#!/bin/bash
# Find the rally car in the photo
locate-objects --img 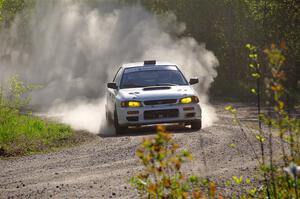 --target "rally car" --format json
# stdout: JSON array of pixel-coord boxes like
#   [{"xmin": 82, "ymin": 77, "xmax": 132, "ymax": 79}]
[{"xmin": 105, "ymin": 60, "xmax": 202, "ymax": 134}]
